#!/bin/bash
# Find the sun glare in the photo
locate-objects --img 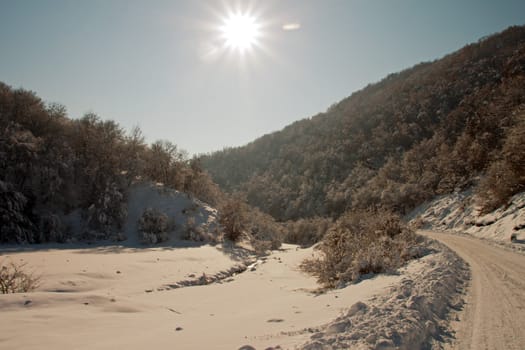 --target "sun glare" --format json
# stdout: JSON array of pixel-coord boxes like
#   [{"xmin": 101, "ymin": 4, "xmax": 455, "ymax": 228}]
[{"xmin": 221, "ymin": 13, "xmax": 260, "ymax": 52}]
